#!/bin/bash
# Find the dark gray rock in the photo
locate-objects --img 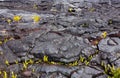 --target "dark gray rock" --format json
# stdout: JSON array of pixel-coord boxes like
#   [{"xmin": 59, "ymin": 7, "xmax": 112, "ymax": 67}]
[
  {"xmin": 111, "ymin": 0, "xmax": 120, "ymax": 4},
  {"xmin": 71, "ymin": 66, "xmax": 103, "ymax": 78},
  {"xmin": 7, "ymin": 64, "xmax": 22, "ymax": 73},
  {"xmin": 0, "ymin": 0, "xmax": 120, "ymax": 78},
  {"xmin": 31, "ymin": 33, "xmax": 88, "ymax": 63},
  {"xmin": 0, "ymin": 44, "xmax": 19, "ymax": 63},
  {"xmin": 81, "ymin": 47, "xmax": 96, "ymax": 57},
  {"xmin": 6, "ymin": 40, "xmax": 30, "ymax": 53},
  {"xmin": 98, "ymin": 37, "xmax": 120, "ymax": 53},
  {"xmin": 0, "ymin": 0, "xmax": 19, "ymax": 1},
  {"xmin": 56, "ymin": 15, "xmax": 79, "ymax": 28},
  {"xmin": 35, "ymin": 64, "xmax": 80, "ymax": 77},
  {"xmin": 39, "ymin": 72, "xmax": 67, "ymax": 78},
  {"xmin": 69, "ymin": 0, "xmax": 83, "ymax": 3},
  {"xmin": 115, "ymin": 59, "xmax": 120, "ymax": 67}
]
